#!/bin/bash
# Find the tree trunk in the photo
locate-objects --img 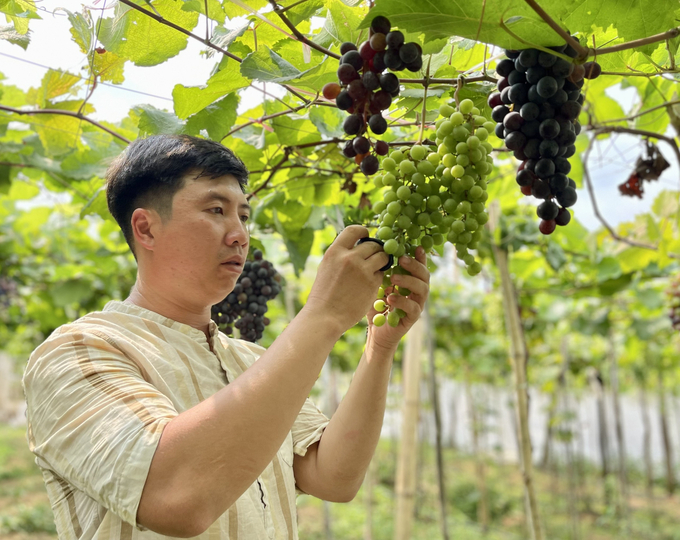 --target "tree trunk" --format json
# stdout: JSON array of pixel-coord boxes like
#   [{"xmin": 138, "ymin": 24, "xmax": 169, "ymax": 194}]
[
  {"xmin": 394, "ymin": 316, "xmax": 425, "ymax": 540},
  {"xmin": 425, "ymin": 304, "xmax": 450, "ymax": 540},
  {"xmin": 491, "ymin": 242, "xmax": 543, "ymax": 540},
  {"xmin": 465, "ymin": 376, "xmax": 489, "ymax": 533},
  {"xmin": 658, "ymin": 369, "xmax": 676, "ymax": 496},
  {"xmin": 540, "ymin": 400, "xmax": 555, "ymax": 470},
  {"xmin": 559, "ymin": 338, "xmax": 580, "ymax": 540},
  {"xmin": 608, "ymin": 330, "xmax": 629, "ymax": 522}
]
